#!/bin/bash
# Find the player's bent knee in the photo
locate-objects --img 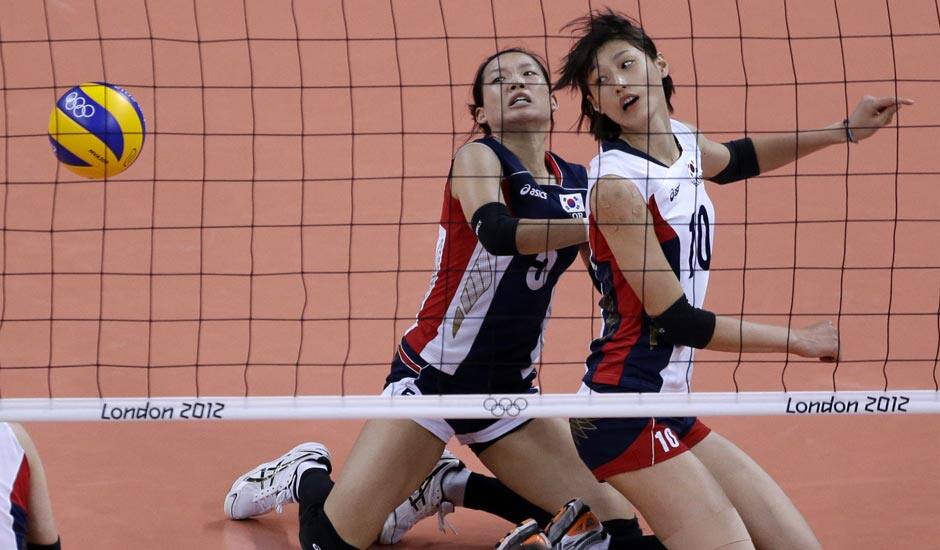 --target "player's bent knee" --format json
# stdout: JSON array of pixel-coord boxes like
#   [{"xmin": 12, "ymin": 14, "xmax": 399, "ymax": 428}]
[
  {"xmin": 579, "ymin": 481, "xmax": 637, "ymax": 523},
  {"xmin": 662, "ymin": 507, "xmax": 752, "ymax": 550}
]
